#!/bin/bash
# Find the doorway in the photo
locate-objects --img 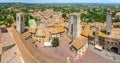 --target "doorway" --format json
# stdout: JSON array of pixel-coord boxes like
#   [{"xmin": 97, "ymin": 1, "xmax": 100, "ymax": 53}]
[{"xmin": 111, "ymin": 47, "xmax": 118, "ymax": 54}]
